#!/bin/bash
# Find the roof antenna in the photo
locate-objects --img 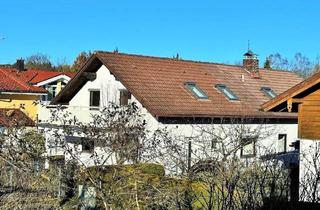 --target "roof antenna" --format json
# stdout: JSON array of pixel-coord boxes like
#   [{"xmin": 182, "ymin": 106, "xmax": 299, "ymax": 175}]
[{"xmin": 247, "ymin": 40, "xmax": 250, "ymax": 51}]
